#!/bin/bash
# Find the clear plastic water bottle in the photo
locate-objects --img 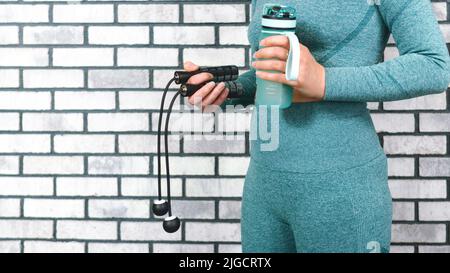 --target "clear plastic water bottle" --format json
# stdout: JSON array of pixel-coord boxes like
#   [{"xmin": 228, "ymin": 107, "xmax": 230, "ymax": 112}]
[{"xmin": 255, "ymin": 4, "xmax": 299, "ymax": 109}]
